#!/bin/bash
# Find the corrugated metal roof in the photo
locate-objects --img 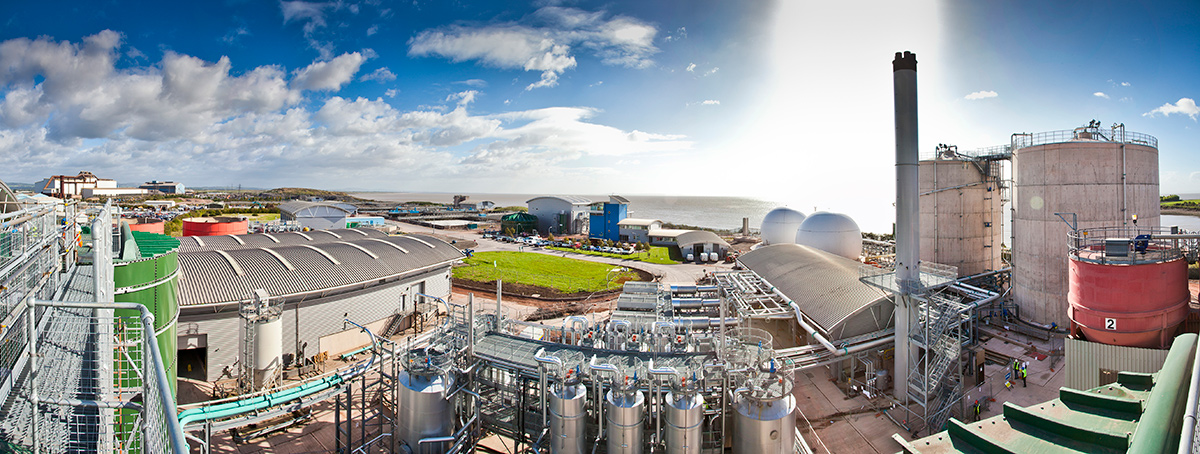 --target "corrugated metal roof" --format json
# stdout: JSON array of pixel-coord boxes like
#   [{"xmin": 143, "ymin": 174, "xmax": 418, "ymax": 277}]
[
  {"xmin": 618, "ymin": 218, "xmax": 660, "ymax": 227},
  {"xmin": 278, "ymin": 200, "xmax": 356, "ymax": 216},
  {"xmin": 176, "ymin": 228, "xmax": 387, "ymax": 252},
  {"xmin": 737, "ymin": 244, "xmax": 889, "ymax": 332},
  {"xmin": 526, "ymin": 195, "xmax": 592, "ymax": 205},
  {"xmin": 675, "ymin": 230, "xmax": 730, "ymax": 248},
  {"xmin": 176, "ymin": 234, "xmax": 463, "ymax": 306}
]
